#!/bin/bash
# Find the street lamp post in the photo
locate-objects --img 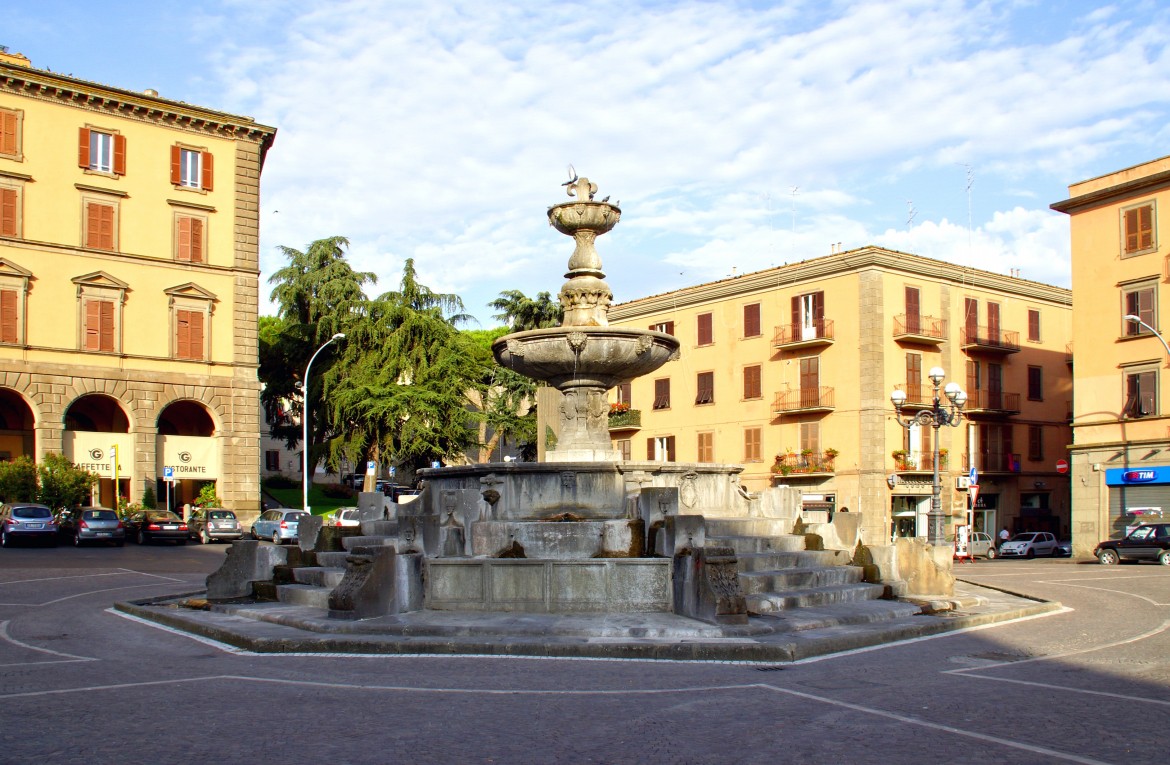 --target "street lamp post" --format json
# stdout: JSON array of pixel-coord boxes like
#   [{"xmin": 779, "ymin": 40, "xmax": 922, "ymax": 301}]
[
  {"xmin": 302, "ymin": 333, "xmax": 345, "ymax": 515},
  {"xmin": 890, "ymin": 367, "xmax": 967, "ymax": 548},
  {"xmin": 1123, "ymin": 314, "xmax": 1170, "ymax": 357}
]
